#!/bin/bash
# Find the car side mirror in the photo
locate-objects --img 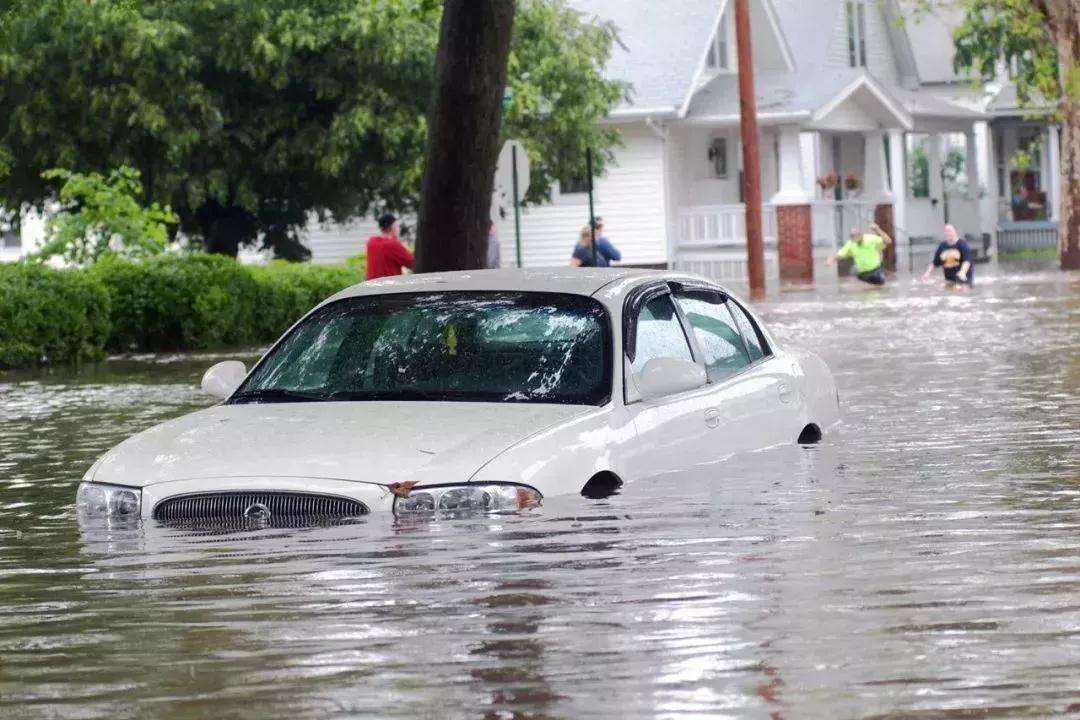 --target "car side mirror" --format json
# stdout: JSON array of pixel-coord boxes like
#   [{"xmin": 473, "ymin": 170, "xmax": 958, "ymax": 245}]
[
  {"xmin": 201, "ymin": 361, "xmax": 247, "ymax": 399},
  {"xmin": 636, "ymin": 357, "xmax": 707, "ymax": 402}
]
